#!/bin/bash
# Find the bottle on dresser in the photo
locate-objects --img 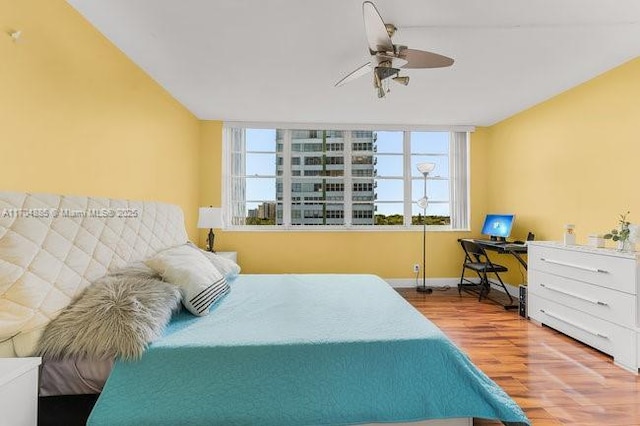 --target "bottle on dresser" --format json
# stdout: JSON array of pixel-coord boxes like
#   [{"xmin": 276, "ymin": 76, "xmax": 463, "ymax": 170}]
[{"xmin": 564, "ymin": 224, "xmax": 576, "ymax": 245}]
